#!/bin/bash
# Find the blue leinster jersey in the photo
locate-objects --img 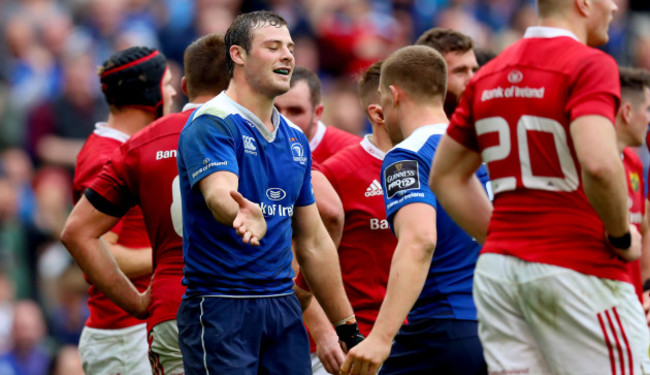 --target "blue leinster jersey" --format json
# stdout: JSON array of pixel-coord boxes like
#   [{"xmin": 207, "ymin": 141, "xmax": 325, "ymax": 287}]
[
  {"xmin": 381, "ymin": 124, "xmax": 490, "ymax": 321},
  {"xmin": 177, "ymin": 92, "xmax": 314, "ymax": 297}
]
